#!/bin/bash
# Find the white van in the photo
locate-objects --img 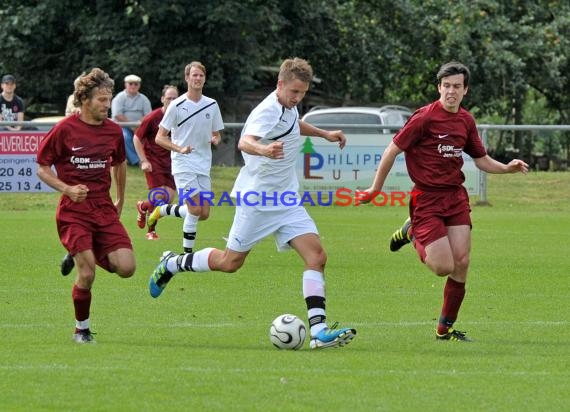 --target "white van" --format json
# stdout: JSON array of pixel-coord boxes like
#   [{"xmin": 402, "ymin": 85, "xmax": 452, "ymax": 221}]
[{"xmin": 301, "ymin": 105, "xmax": 412, "ymax": 134}]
